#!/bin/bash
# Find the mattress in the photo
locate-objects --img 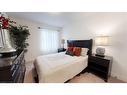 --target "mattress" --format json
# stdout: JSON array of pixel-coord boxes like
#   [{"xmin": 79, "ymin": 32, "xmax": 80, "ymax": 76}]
[{"xmin": 34, "ymin": 52, "xmax": 88, "ymax": 83}]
